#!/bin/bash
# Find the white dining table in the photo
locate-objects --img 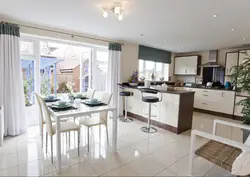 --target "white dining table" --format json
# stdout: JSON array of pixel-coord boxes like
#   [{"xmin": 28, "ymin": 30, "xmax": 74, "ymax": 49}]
[{"xmin": 48, "ymin": 101, "xmax": 117, "ymax": 172}]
